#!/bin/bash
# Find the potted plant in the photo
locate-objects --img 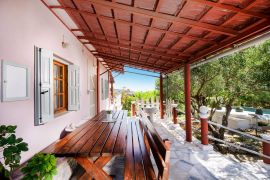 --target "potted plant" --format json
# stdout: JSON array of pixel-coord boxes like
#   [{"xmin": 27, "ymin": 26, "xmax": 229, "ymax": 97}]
[
  {"xmin": 106, "ymin": 110, "xmax": 112, "ymax": 121},
  {"xmin": 21, "ymin": 153, "xmax": 57, "ymax": 180},
  {"xmin": 0, "ymin": 125, "xmax": 28, "ymax": 179}
]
